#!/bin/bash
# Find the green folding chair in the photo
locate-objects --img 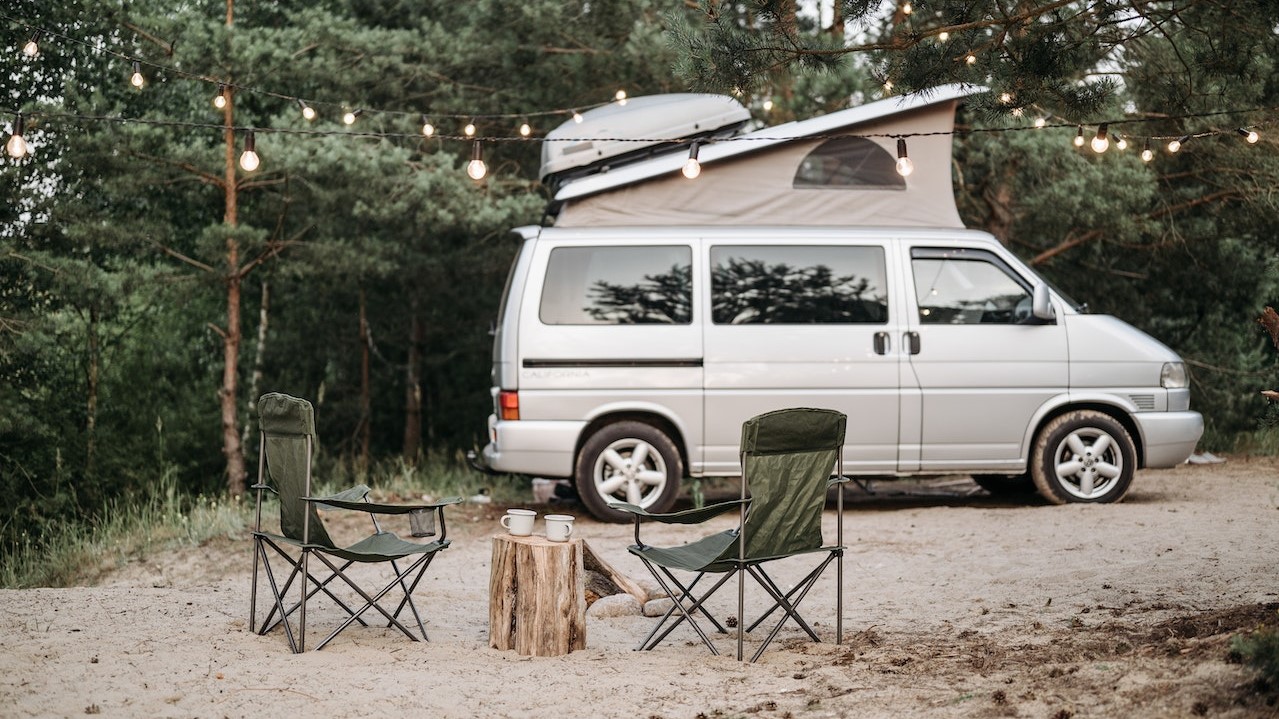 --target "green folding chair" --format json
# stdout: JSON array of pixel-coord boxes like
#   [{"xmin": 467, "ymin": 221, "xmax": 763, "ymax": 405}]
[
  {"xmin": 249, "ymin": 392, "xmax": 460, "ymax": 652},
  {"xmin": 613, "ymin": 407, "xmax": 848, "ymax": 662}
]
